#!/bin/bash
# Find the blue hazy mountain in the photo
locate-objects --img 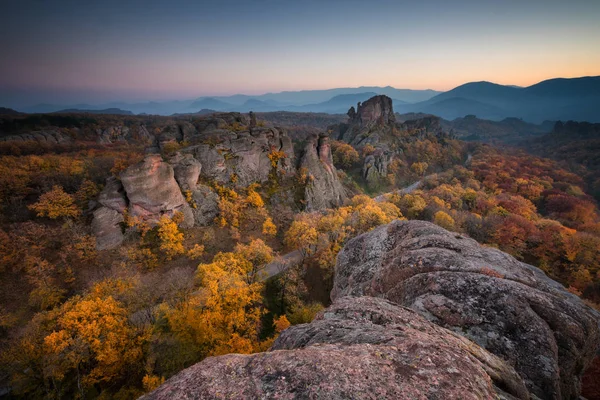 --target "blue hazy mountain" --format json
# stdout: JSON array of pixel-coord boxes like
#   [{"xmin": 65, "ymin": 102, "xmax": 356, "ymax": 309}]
[
  {"xmin": 292, "ymin": 92, "xmax": 380, "ymax": 113},
  {"xmin": 396, "ymin": 76, "xmax": 600, "ymax": 123},
  {"xmin": 12, "ymin": 77, "xmax": 599, "ymax": 122},
  {"xmin": 17, "ymin": 86, "xmax": 440, "ymax": 115},
  {"xmin": 54, "ymin": 108, "xmax": 134, "ymax": 115}
]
